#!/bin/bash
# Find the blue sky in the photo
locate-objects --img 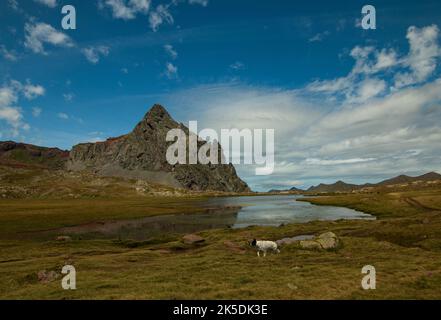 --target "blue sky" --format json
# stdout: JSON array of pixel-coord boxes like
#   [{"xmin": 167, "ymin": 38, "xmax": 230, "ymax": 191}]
[{"xmin": 1, "ymin": 0, "xmax": 441, "ymax": 191}]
